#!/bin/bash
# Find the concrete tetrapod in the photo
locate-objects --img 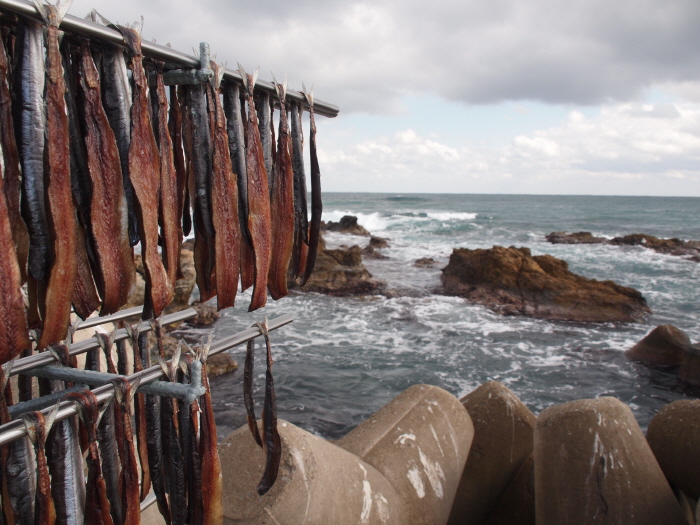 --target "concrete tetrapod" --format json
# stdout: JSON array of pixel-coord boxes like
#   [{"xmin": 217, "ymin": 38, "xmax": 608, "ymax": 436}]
[
  {"xmin": 534, "ymin": 397, "xmax": 687, "ymax": 525},
  {"xmin": 336, "ymin": 384, "xmax": 474, "ymax": 525},
  {"xmin": 647, "ymin": 399, "xmax": 700, "ymax": 500},
  {"xmin": 219, "ymin": 419, "xmax": 407, "ymax": 525},
  {"xmin": 448, "ymin": 381, "xmax": 536, "ymax": 525}
]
